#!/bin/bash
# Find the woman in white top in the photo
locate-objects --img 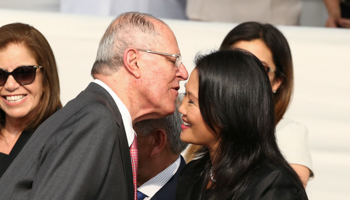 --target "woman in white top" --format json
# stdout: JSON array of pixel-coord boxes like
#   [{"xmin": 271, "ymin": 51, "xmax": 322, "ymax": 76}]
[{"xmin": 185, "ymin": 22, "xmax": 313, "ymax": 187}]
